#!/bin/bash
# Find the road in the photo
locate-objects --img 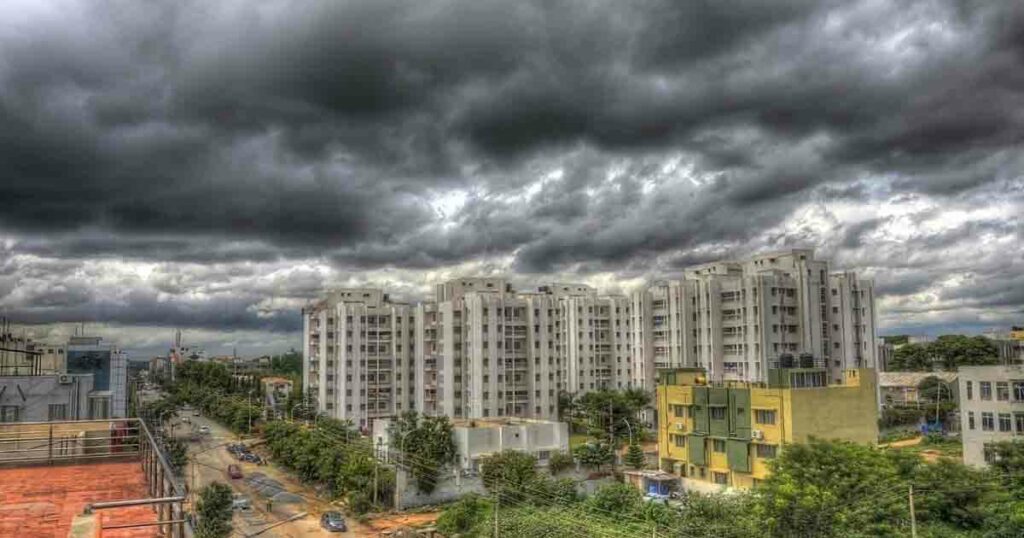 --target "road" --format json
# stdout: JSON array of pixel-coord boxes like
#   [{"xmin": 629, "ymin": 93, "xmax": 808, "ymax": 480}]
[{"xmin": 170, "ymin": 409, "xmax": 371, "ymax": 537}]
